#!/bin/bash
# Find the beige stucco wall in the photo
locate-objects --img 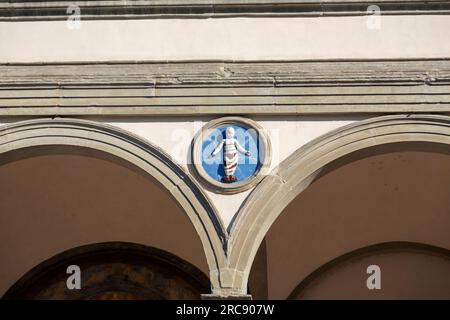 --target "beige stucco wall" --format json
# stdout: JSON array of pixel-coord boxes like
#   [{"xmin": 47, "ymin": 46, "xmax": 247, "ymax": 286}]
[
  {"xmin": 0, "ymin": 15, "xmax": 450, "ymax": 62},
  {"xmin": 292, "ymin": 249, "xmax": 450, "ymax": 300}
]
